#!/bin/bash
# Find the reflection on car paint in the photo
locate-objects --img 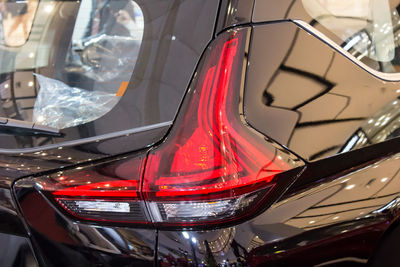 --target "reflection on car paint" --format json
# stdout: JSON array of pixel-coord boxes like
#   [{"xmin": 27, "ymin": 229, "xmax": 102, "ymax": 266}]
[
  {"xmin": 157, "ymin": 152, "xmax": 400, "ymax": 266},
  {"xmin": 245, "ymin": 22, "xmax": 400, "ymax": 161}
]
